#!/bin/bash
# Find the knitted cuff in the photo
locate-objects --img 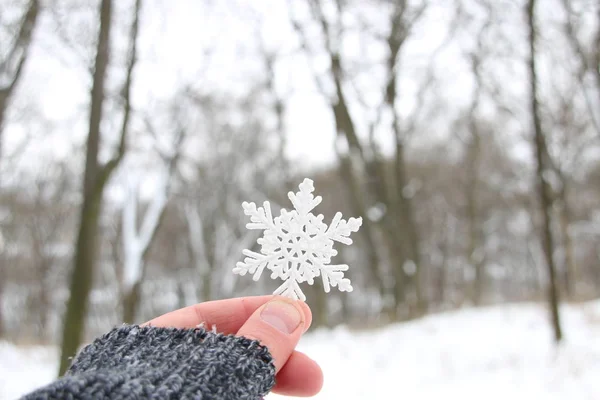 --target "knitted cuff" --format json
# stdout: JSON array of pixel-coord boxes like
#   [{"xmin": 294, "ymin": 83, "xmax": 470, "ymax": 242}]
[{"xmin": 23, "ymin": 325, "xmax": 276, "ymax": 400}]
